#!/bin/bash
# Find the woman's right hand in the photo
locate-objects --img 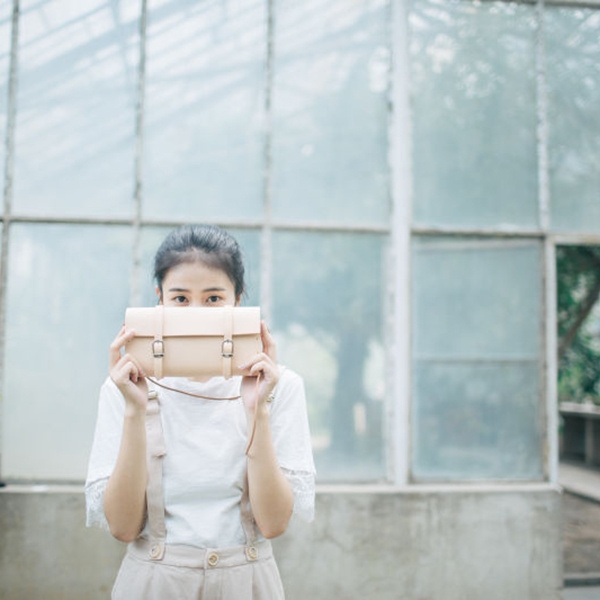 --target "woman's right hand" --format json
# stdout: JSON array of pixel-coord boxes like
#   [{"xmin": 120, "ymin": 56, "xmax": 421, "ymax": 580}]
[{"xmin": 109, "ymin": 325, "xmax": 148, "ymax": 414}]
